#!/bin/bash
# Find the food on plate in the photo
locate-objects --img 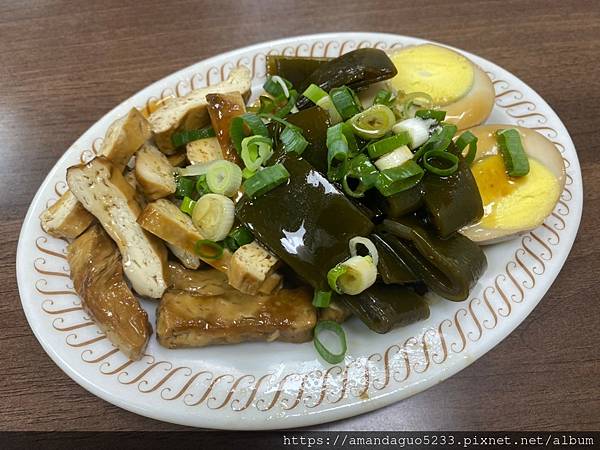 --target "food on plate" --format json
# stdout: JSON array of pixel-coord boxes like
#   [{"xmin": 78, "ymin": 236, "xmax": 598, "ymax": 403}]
[
  {"xmin": 228, "ymin": 241, "xmax": 281, "ymax": 294},
  {"xmin": 387, "ymin": 44, "xmax": 495, "ymax": 130},
  {"xmin": 67, "ymin": 225, "xmax": 152, "ymax": 360},
  {"xmin": 67, "ymin": 157, "xmax": 168, "ymax": 298},
  {"xmin": 99, "ymin": 107, "xmax": 152, "ymax": 170},
  {"xmin": 41, "ymin": 43, "xmax": 564, "ymax": 365},
  {"xmin": 148, "ymin": 67, "xmax": 251, "ymax": 153},
  {"xmin": 137, "ymin": 198, "xmax": 233, "ymax": 271},
  {"xmin": 134, "ymin": 143, "xmax": 177, "ymax": 200},
  {"xmin": 186, "ymin": 137, "xmax": 223, "ymax": 164},
  {"xmin": 460, "ymin": 125, "xmax": 565, "ymax": 243},
  {"xmin": 206, "ymin": 92, "xmax": 247, "ymax": 164},
  {"xmin": 156, "ymin": 287, "xmax": 316, "ymax": 348},
  {"xmin": 39, "ymin": 190, "xmax": 95, "ymax": 239}
]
